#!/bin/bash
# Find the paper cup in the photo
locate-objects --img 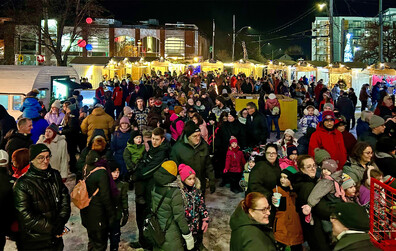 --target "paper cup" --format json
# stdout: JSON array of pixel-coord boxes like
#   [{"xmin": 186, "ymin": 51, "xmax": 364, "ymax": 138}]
[{"xmin": 273, "ymin": 192, "xmax": 282, "ymax": 207}]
